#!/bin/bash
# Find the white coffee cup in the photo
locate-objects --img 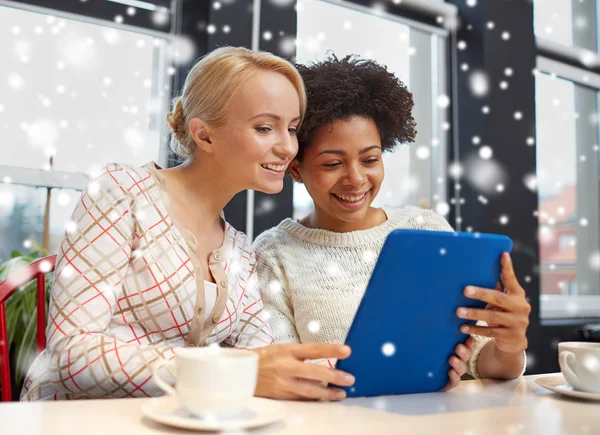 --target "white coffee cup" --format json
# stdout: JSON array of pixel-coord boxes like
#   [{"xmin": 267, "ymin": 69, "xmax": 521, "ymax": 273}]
[
  {"xmin": 152, "ymin": 347, "xmax": 259, "ymax": 418},
  {"xmin": 558, "ymin": 342, "xmax": 600, "ymax": 394}
]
